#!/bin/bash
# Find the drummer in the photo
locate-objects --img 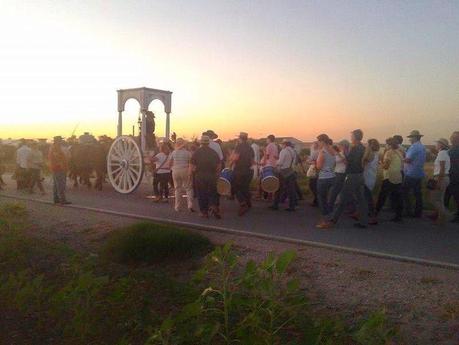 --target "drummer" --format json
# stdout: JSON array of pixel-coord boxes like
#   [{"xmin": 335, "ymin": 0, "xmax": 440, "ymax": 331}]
[{"xmin": 231, "ymin": 132, "xmax": 255, "ymax": 216}]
